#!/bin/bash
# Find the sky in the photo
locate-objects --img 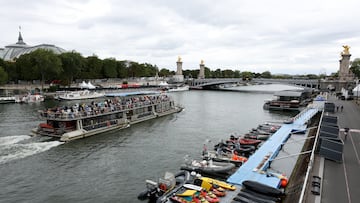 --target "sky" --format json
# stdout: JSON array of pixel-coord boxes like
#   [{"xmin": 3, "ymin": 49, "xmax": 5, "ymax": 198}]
[{"xmin": 1, "ymin": 0, "xmax": 360, "ymax": 75}]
